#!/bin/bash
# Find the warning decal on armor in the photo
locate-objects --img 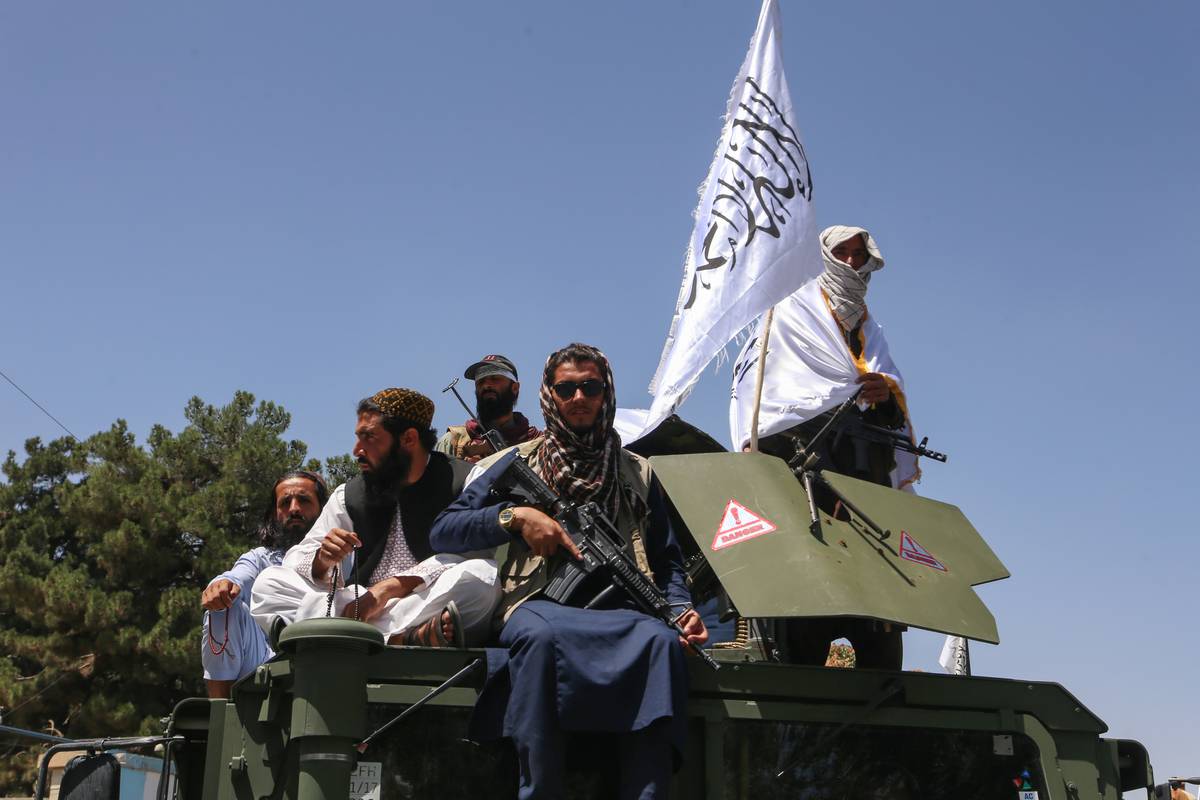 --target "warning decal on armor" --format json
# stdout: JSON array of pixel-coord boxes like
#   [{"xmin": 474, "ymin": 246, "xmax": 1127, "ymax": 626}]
[
  {"xmin": 712, "ymin": 499, "xmax": 778, "ymax": 551},
  {"xmin": 898, "ymin": 530, "xmax": 947, "ymax": 571}
]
